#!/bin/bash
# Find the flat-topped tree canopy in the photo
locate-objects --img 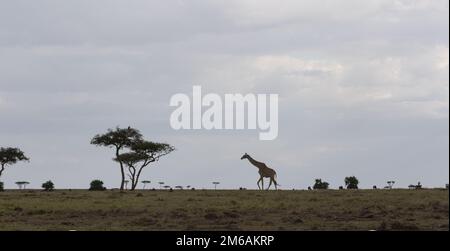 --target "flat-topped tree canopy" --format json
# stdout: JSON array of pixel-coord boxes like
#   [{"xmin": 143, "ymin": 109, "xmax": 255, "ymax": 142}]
[
  {"xmin": 130, "ymin": 140, "xmax": 175, "ymax": 160},
  {"xmin": 15, "ymin": 181, "xmax": 29, "ymax": 184},
  {"xmin": 90, "ymin": 127, "xmax": 143, "ymax": 149},
  {"xmin": 0, "ymin": 147, "xmax": 30, "ymax": 178},
  {"xmin": 115, "ymin": 142, "xmax": 175, "ymax": 165}
]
